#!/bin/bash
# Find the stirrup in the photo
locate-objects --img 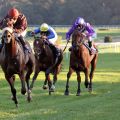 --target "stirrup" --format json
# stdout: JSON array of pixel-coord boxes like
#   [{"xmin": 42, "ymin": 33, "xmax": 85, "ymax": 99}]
[
  {"xmin": 69, "ymin": 47, "xmax": 72, "ymax": 51},
  {"xmin": 90, "ymin": 47, "xmax": 96, "ymax": 55}
]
